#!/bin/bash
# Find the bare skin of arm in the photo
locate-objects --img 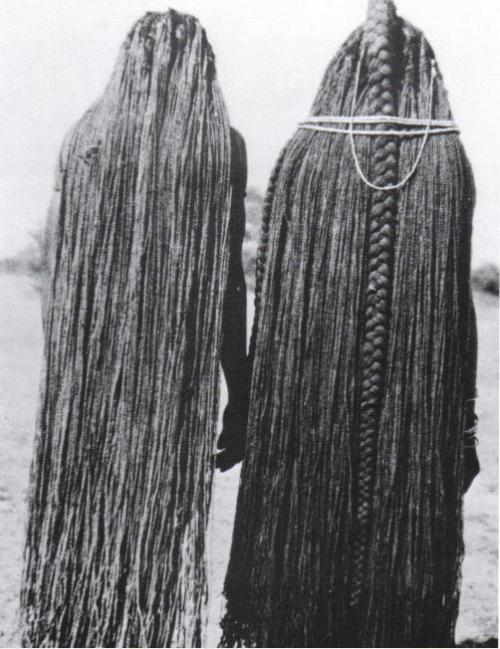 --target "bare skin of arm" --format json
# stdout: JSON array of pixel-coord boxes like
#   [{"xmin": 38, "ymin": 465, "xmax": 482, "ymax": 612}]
[{"xmin": 216, "ymin": 128, "xmax": 250, "ymax": 471}]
